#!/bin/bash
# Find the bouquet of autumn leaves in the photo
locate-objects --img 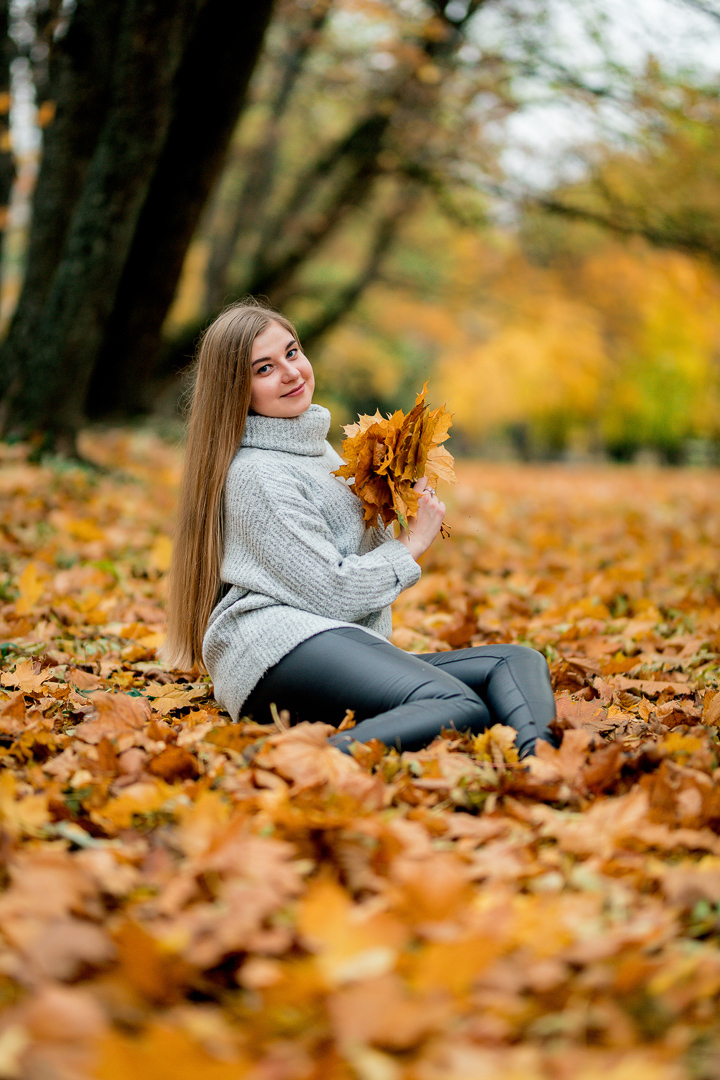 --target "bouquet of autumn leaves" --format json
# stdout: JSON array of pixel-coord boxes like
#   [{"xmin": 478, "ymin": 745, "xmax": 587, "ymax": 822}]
[{"xmin": 333, "ymin": 383, "xmax": 456, "ymax": 531}]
